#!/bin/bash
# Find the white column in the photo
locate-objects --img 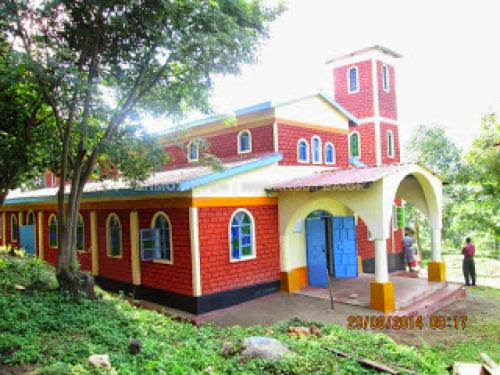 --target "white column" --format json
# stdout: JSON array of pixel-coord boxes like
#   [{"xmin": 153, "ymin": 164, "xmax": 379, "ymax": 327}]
[
  {"xmin": 374, "ymin": 239, "xmax": 389, "ymax": 283},
  {"xmin": 431, "ymin": 228, "xmax": 442, "ymax": 262},
  {"xmin": 189, "ymin": 207, "xmax": 202, "ymax": 297}
]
